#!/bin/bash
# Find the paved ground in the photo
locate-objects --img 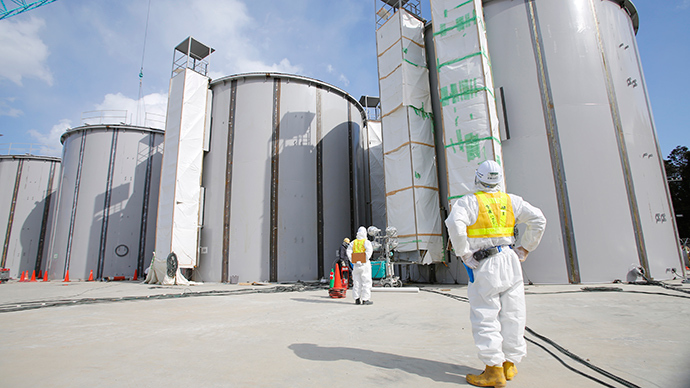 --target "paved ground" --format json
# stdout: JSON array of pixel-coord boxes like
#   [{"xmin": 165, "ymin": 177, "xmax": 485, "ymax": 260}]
[{"xmin": 1, "ymin": 279, "xmax": 689, "ymax": 387}]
